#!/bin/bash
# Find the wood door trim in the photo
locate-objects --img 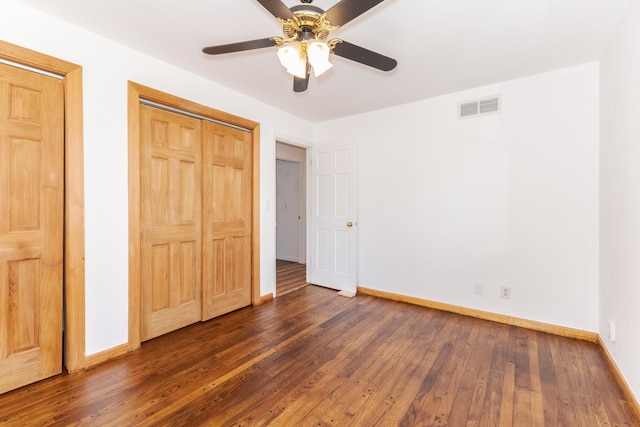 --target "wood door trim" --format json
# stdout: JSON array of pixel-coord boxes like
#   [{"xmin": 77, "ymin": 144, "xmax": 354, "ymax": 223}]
[
  {"xmin": 127, "ymin": 82, "xmax": 261, "ymax": 352},
  {"xmin": 0, "ymin": 40, "xmax": 86, "ymax": 372}
]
